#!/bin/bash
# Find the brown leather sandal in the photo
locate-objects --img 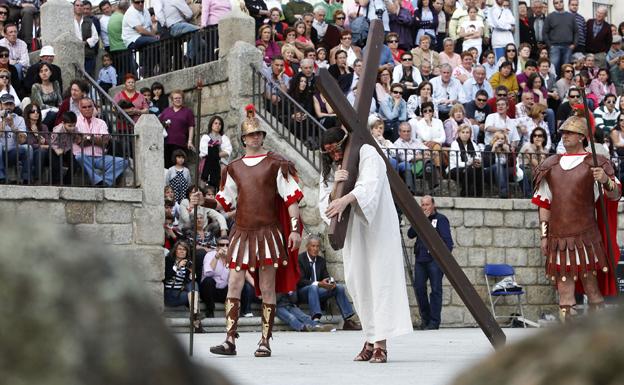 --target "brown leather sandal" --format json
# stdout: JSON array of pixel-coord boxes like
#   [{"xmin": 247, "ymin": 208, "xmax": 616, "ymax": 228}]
[
  {"xmin": 210, "ymin": 340, "xmax": 237, "ymax": 356},
  {"xmin": 353, "ymin": 342, "xmax": 374, "ymax": 361},
  {"xmin": 369, "ymin": 347, "xmax": 387, "ymax": 364},
  {"xmin": 254, "ymin": 338, "xmax": 272, "ymax": 357}
]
